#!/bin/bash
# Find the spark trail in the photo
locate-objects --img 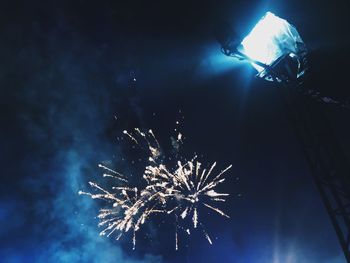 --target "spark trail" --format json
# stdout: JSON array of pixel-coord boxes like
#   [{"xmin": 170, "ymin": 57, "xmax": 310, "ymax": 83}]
[{"xmin": 79, "ymin": 122, "xmax": 232, "ymax": 250}]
